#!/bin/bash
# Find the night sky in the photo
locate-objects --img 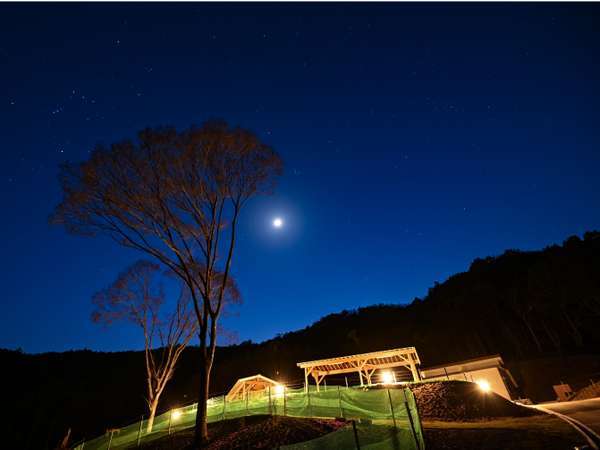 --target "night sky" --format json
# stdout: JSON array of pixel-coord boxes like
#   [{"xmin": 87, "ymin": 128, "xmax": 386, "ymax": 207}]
[{"xmin": 2, "ymin": 3, "xmax": 599, "ymax": 353}]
